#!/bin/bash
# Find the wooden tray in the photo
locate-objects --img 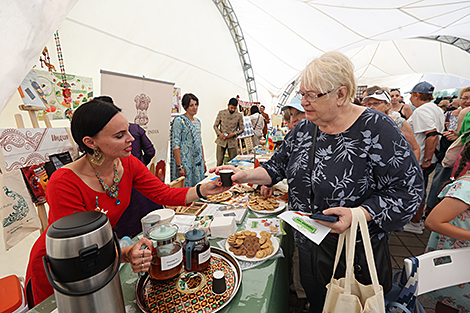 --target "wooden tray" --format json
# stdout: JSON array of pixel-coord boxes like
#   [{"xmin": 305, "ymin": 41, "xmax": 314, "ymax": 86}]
[
  {"xmin": 135, "ymin": 247, "xmax": 242, "ymax": 313},
  {"xmin": 167, "ymin": 202, "xmax": 207, "ymax": 216}
]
